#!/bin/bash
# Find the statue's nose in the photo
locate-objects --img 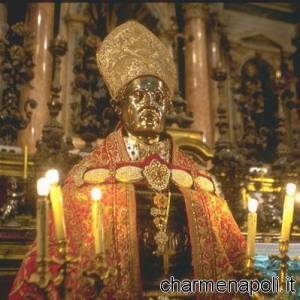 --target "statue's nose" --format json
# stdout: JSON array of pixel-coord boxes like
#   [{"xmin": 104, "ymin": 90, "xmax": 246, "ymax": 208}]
[{"xmin": 143, "ymin": 91, "xmax": 155, "ymax": 107}]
